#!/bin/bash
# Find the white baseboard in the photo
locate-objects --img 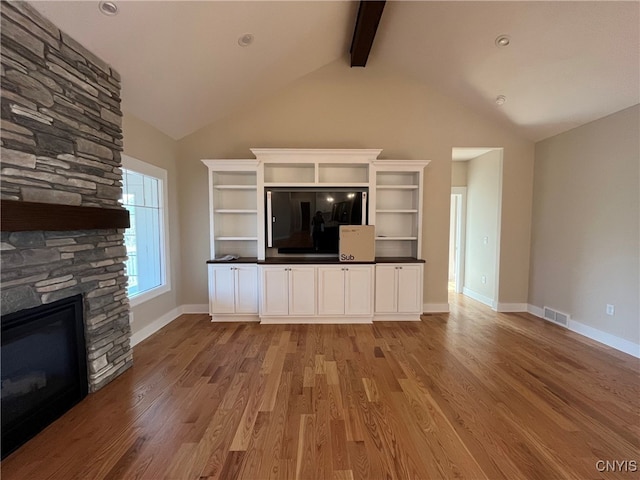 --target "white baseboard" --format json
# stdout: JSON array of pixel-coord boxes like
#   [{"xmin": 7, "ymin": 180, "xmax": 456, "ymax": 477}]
[
  {"xmin": 462, "ymin": 288, "xmax": 496, "ymax": 309},
  {"xmin": 181, "ymin": 304, "xmax": 209, "ymax": 314},
  {"xmin": 211, "ymin": 314, "xmax": 260, "ymax": 322},
  {"xmin": 130, "ymin": 306, "xmax": 182, "ymax": 347},
  {"xmin": 527, "ymin": 304, "xmax": 544, "ymax": 318},
  {"xmin": 130, "ymin": 303, "xmax": 210, "ymax": 347},
  {"xmin": 496, "ymin": 303, "xmax": 528, "ymax": 313},
  {"xmin": 260, "ymin": 316, "xmax": 373, "ymax": 324},
  {"xmin": 374, "ymin": 313, "xmax": 422, "ymax": 321},
  {"xmin": 423, "ymin": 303, "xmax": 450, "ymax": 313},
  {"xmin": 527, "ymin": 304, "xmax": 640, "ymax": 358}
]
